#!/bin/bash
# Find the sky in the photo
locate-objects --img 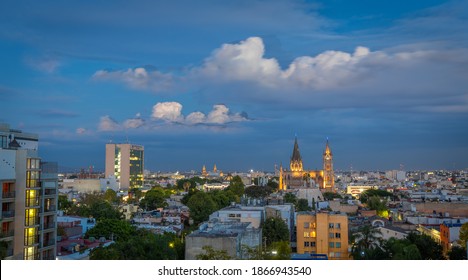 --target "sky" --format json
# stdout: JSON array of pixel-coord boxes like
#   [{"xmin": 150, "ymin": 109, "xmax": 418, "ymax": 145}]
[{"xmin": 1, "ymin": 0, "xmax": 467, "ymax": 172}]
